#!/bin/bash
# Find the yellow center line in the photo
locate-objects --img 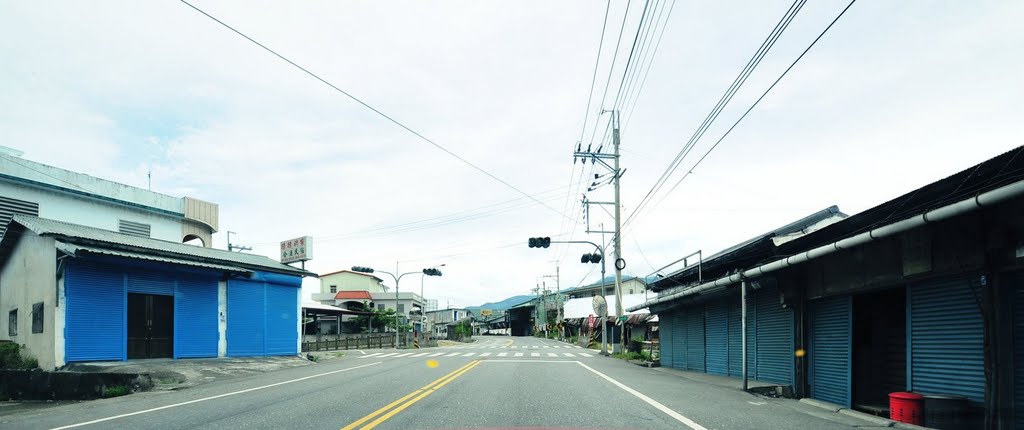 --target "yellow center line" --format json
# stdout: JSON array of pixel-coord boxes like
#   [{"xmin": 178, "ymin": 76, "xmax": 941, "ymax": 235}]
[
  {"xmin": 340, "ymin": 360, "xmax": 480, "ymax": 430},
  {"xmin": 359, "ymin": 360, "xmax": 481, "ymax": 430}
]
